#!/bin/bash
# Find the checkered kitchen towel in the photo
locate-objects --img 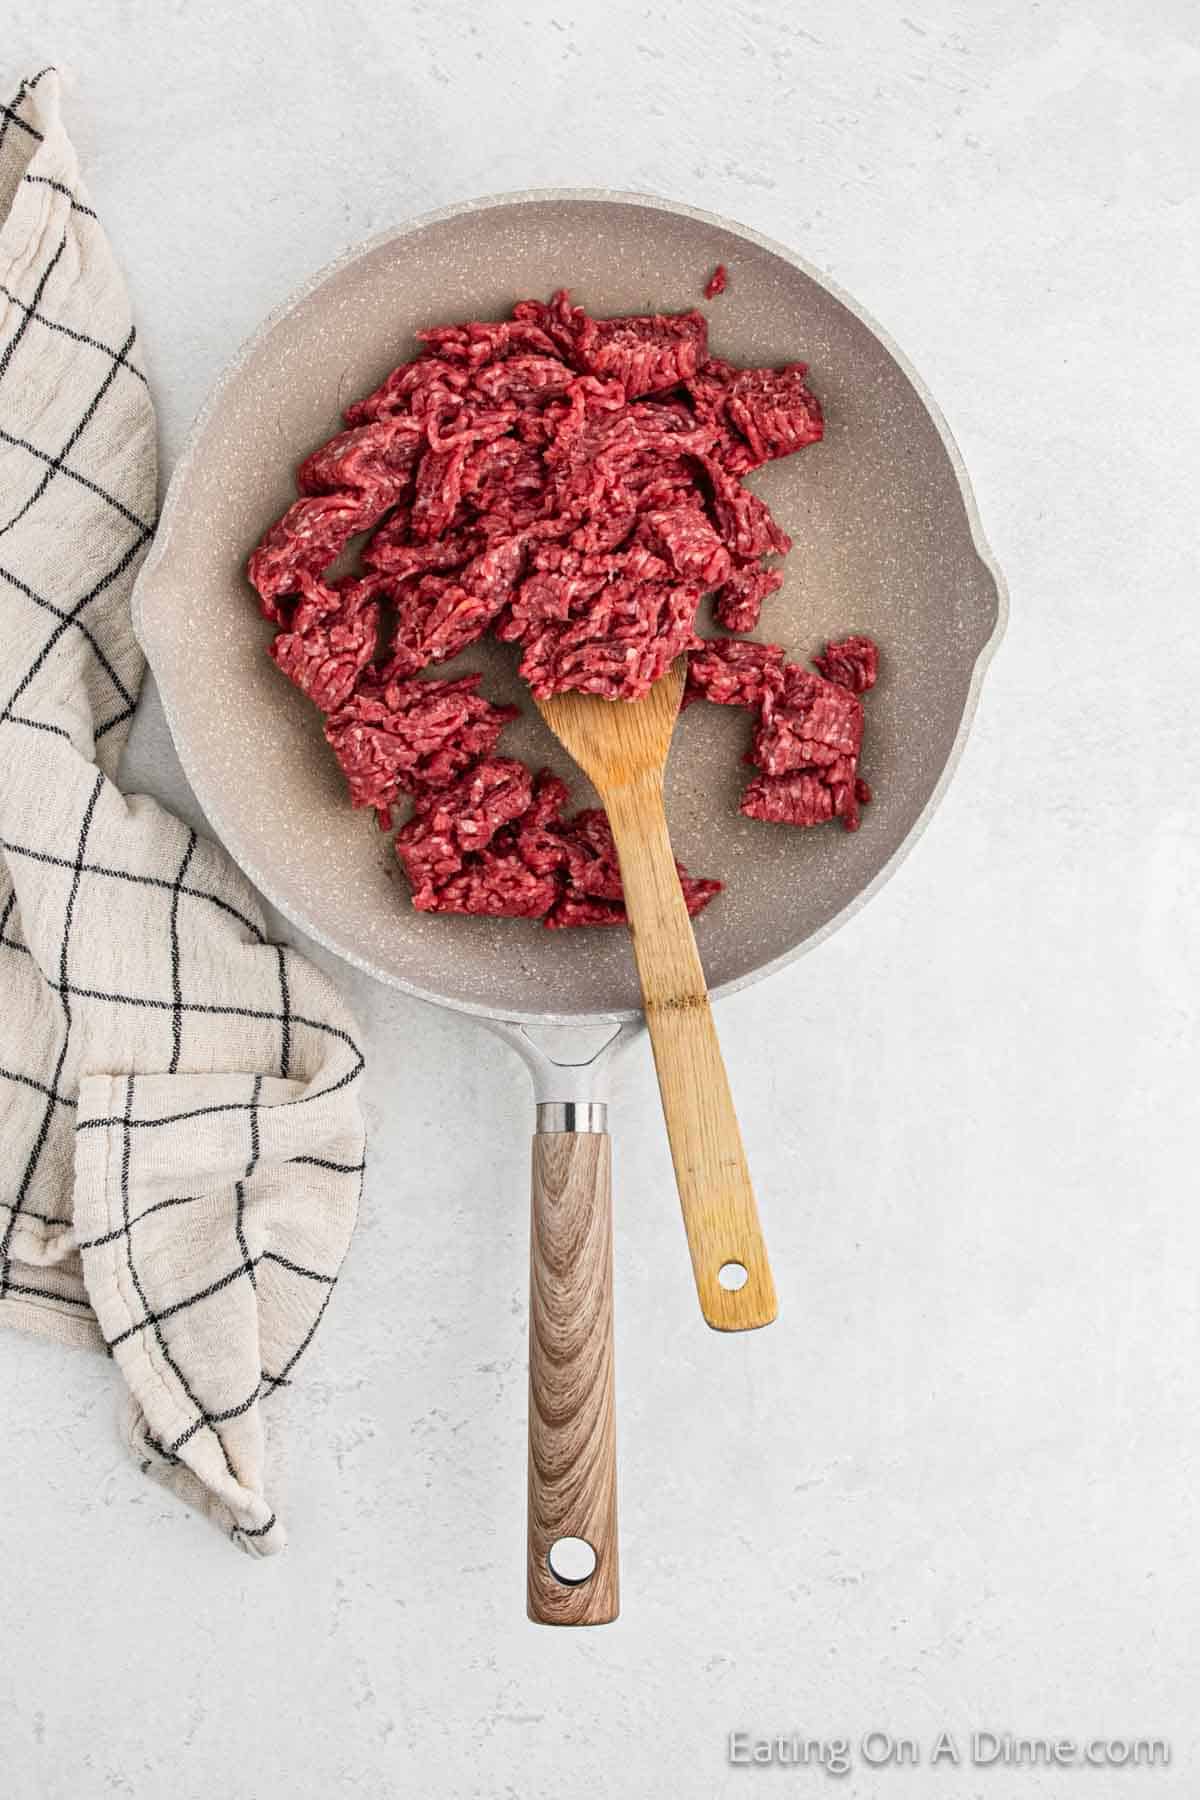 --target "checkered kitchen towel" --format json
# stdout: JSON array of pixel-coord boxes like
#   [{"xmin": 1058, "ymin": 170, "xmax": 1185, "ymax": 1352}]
[{"xmin": 0, "ymin": 69, "xmax": 366, "ymax": 1555}]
